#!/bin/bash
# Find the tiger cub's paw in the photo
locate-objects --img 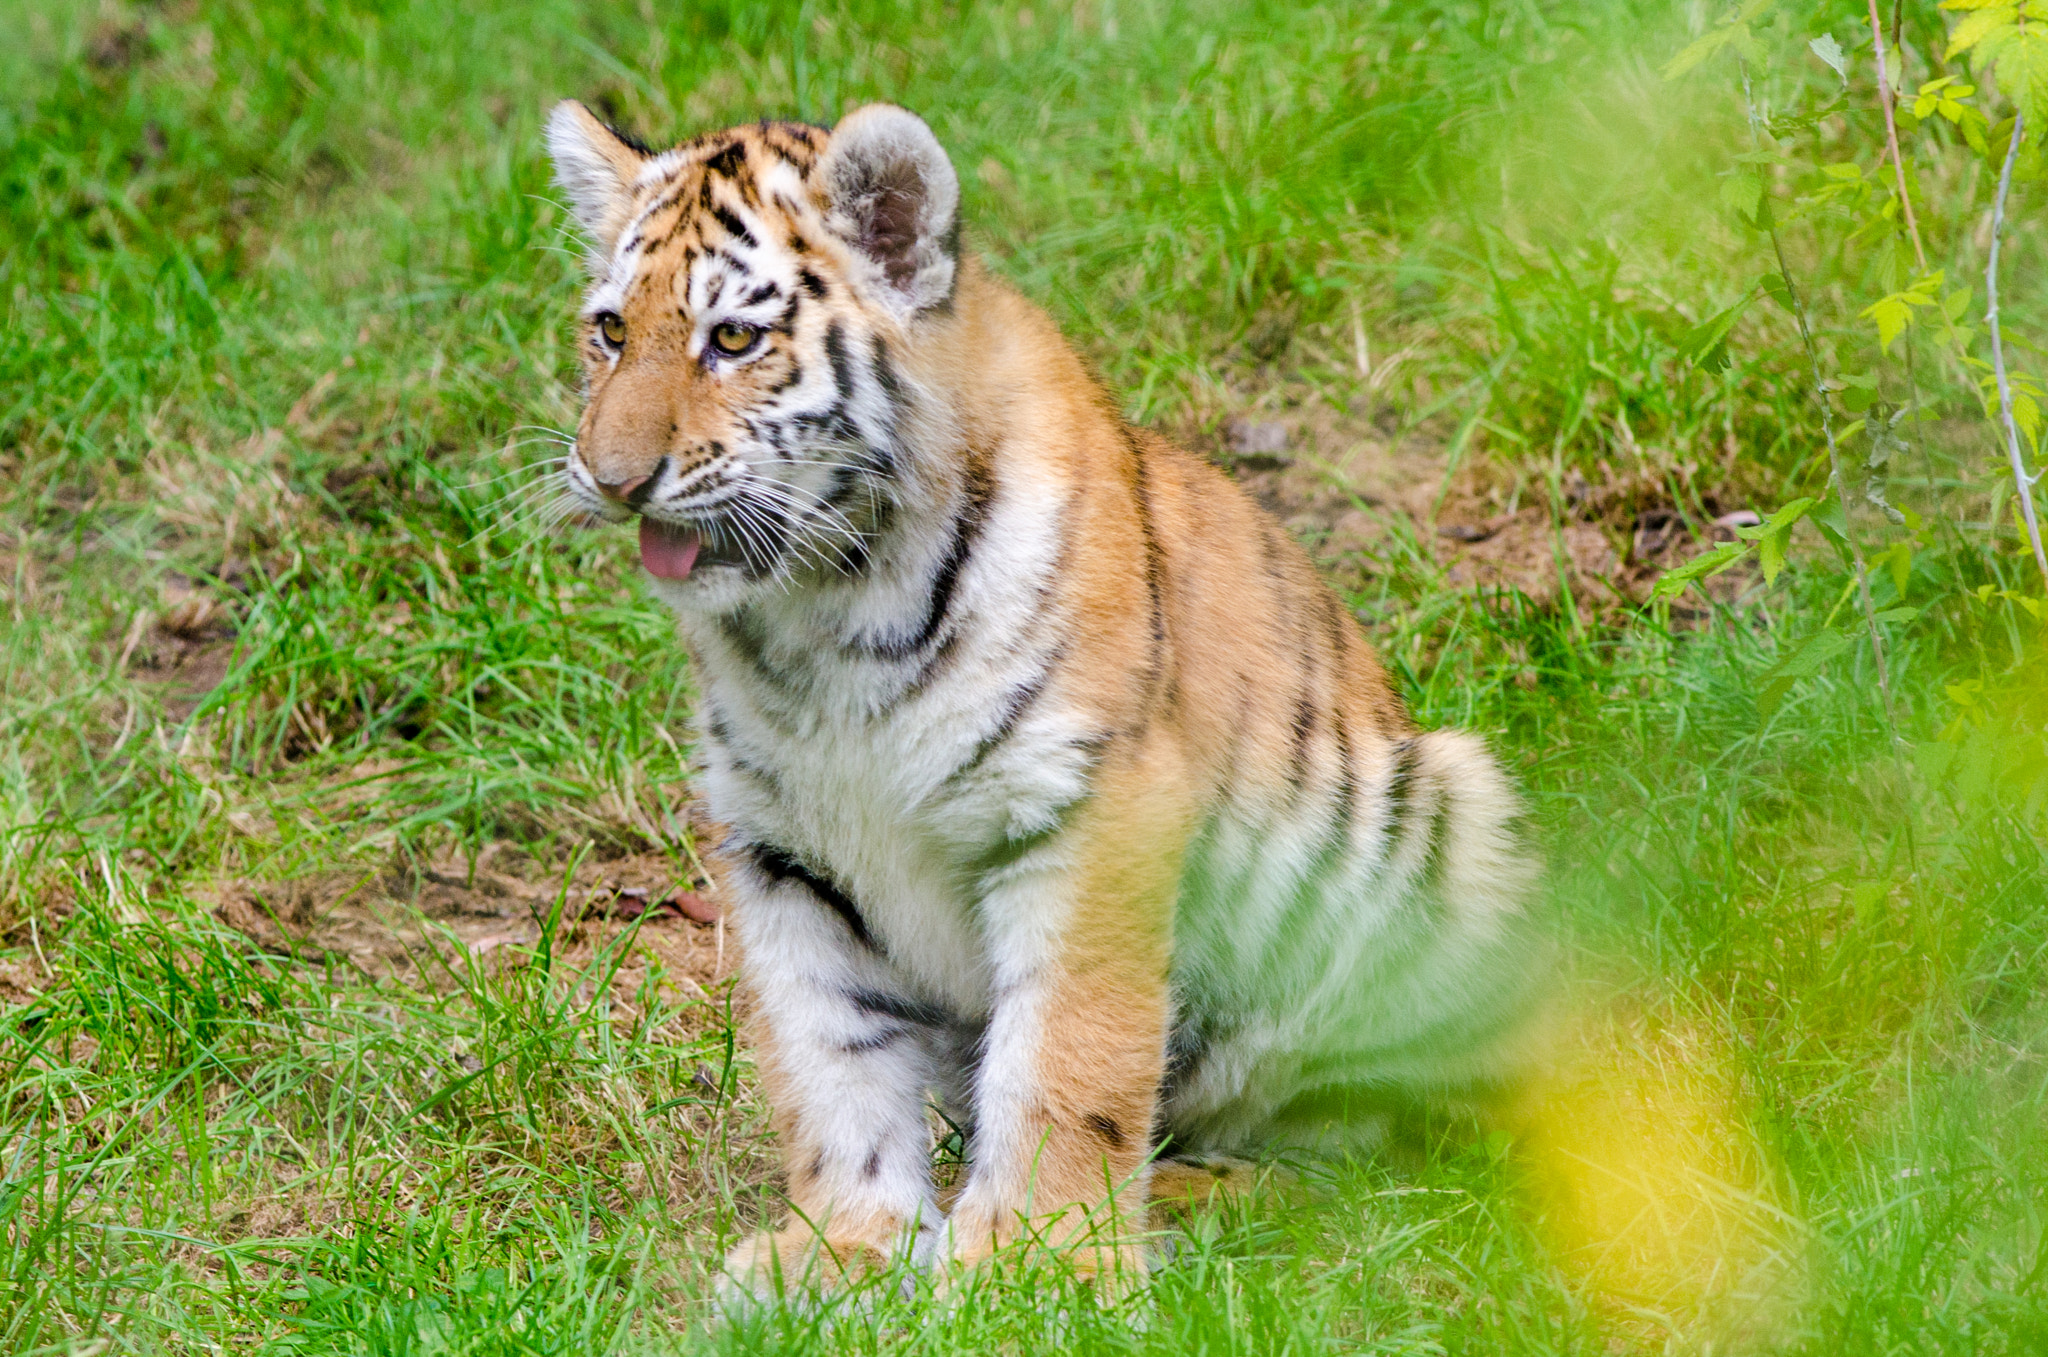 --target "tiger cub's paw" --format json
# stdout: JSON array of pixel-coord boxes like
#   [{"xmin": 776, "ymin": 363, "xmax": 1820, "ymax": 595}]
[
  {"xmin": 717, "ymin": 1220, "xmax": 930, "ymax": 1308},
  {"xmin": 939, "ymin": 1203, "xmax": 1150, "ymax": 1297}
]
